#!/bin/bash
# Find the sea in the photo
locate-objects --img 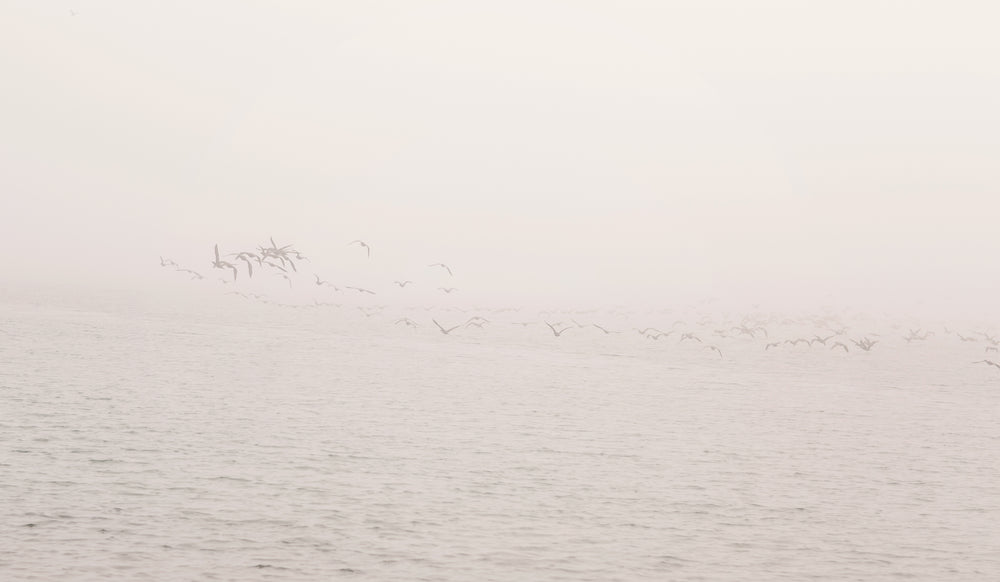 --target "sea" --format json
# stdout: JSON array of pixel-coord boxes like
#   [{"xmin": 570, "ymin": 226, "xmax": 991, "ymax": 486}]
[{"xmin": 1, "ymin": 289, "xmax": 998, "ymax": 581}]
